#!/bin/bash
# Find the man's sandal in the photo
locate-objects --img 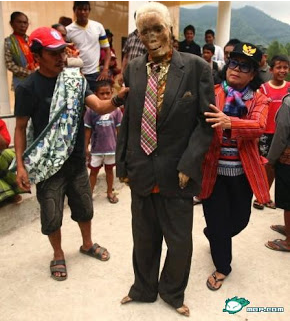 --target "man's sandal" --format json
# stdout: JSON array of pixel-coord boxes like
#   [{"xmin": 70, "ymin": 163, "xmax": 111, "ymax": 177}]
[
  {"xmin": 206, "ymin": 271, "xmax": 226, "ymax": 291},
  {"xmin": 80, "ymin": 243, "xmax": 110, "ymax": 261},
  {"xmin": 50, "ymin": 259, "xmax": 67, "ymax": 281}
]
